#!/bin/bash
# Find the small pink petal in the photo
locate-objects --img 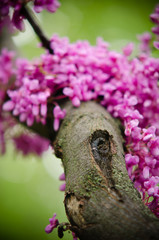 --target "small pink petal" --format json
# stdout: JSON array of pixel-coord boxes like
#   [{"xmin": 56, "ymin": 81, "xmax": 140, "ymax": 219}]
[
  {"xmin": 33, "ymin": 105, "xmax": 39, "ymax": 116},
  {"xmin": 154, "ymin": 41, "xmax": 159, "ymax": 49},
  {"xmin": 150, "ymin": 13, "xmax": 159, "ymax": 24},
  {"xmin": 53, "ymin": 105, "xmax": 60, "ymax": 117},
  {"xmin": 72, "ymin": 96, "xmax": 80, "ymax": 107},
  {"xmin": 143, "ymin": 166, "xmax": 150, "ymax": 179},
  {"xmin": 59, "ymin": 183, "xmax": 66, "ymax": 191},
  {"xmin": 19, "ymin": 113, "xmax": 27, "ymax": 122},
  {"xmin": 27, "ymin": 115, "xmax": 34, "ymax": 126},
  {"xmin": 122, "ymin": 43, "xmax": 134, "ymax": 56},
  {"xmin": 41, "ymin": 103, "xmax": 47, "ymax": 117},
  {"xmin": 63, "ymin": 87, "xmax": 74, "ymax": 97},
  {"xmin": 152, "ymin": 26, "xmax": 159, "ymax": 35},
  {"xmin": 54, "ymin": 118, "xmax": 59, "ymax": 131},
  {"xmin": 3, "ymin": 101, "xmax": 14, "ymax": 111},
  {"xmin": 59, "ymin": 173, "xmax": 65, "ymax": 181},
  {"xmin": 45, "ymin": 224, "xmax": 53, "ymax": 234}
]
